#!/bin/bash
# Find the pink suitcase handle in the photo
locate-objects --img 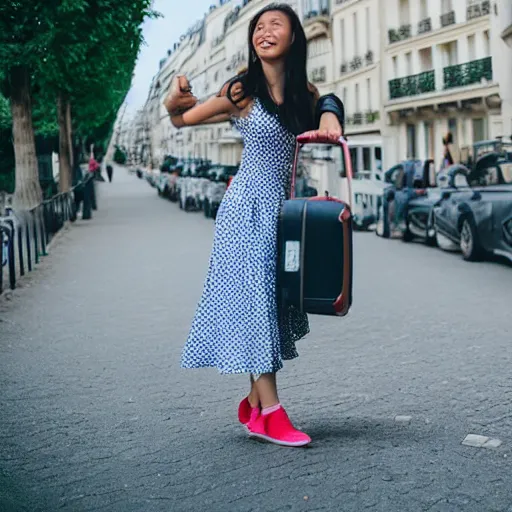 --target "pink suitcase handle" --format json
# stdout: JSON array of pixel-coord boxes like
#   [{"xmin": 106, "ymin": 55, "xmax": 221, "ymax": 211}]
[{"xmin": 291, "ymin": 133, "xmax": 353, "ymax": 206}]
